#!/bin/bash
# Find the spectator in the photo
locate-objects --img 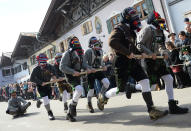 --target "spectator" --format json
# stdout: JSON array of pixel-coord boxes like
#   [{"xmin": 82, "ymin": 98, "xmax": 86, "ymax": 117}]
[
  {"xmin": 5, "ymin": 85, "xmax": 10, "ymax": 99},
  {"xmin": 27, "ymin": 82, "xmax": 34, "ymax": 100},
  {"xmin": 166, "ymin": 41, "xmax": 184, "ymax": 89},
  {"xmin": 103, "ymin": 54, "xmax": 116, "ymax": 88},
  {"xmin": 184, "ymin": 18, "xmax": 191, "ymax": 39},
  {"xmin": 179, "ymin": 46, "xmax": 191, "ymax": 80},
  {"xmin": 15, "ymin": 83, "xmax": 21, "ymax": 96},
  {"xmin": 184, "ymin": 18, "xmax": 191, "ymax": 25},
  {"xmin": 179, "ymin": 31, "xmax": 191, "ymax": 46},
  {"xmin": 23, "ymin": 81, "xmax": 28, "ymax": 99},
  {"xmin": 109, "ymin": 52, "xmax": 115, "ymax": 63},
  {"xmin": 32, "ymin": 82, "xmax": 37, "ymax": 101},
  {"xmin": 6, "ymin": 89, "xmax": 31, "ymax": 117},
  {"xmin": 185, "ymin": 25, "xmax": 191, "ymax": 40},
  {"xmin": 0, "ymin": 87, "xmax": 3, "ymax": 101},
  {"xmin": 168, "ymin": 33, "xmax": 181, "ymax": 47}
]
